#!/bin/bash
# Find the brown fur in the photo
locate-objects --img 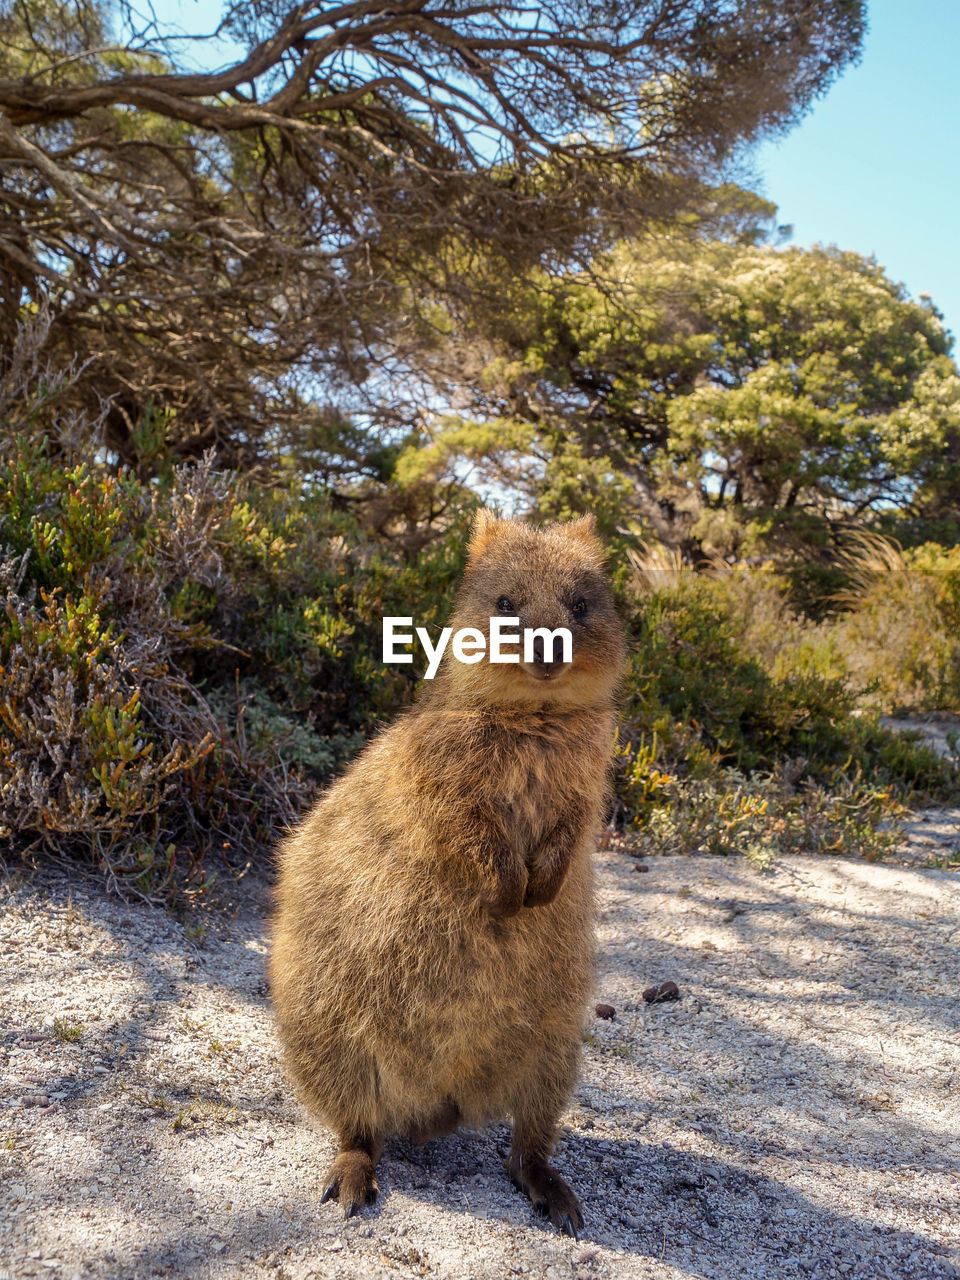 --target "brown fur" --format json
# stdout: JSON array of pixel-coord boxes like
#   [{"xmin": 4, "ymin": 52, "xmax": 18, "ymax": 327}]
[{"xmin": 268, "ymin": 512, "xmax": 626, "ymax": 1235}]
